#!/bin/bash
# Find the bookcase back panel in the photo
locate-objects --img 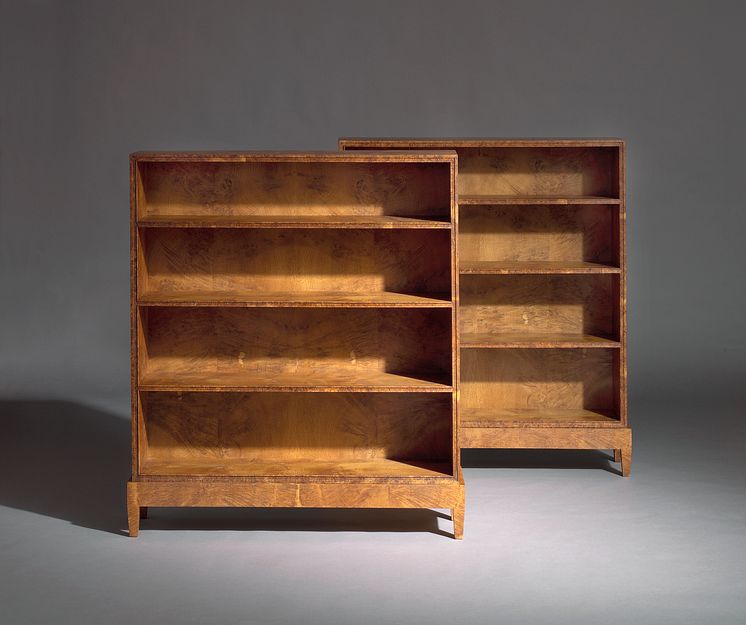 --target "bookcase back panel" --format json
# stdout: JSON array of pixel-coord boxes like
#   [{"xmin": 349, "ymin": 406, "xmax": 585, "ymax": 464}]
[
  {"xmin": 461, "ymin": 349, "xmax": 615, "ymax": 411},
  {"xmin": 460, "ymin": 275, "xmax": 615, "ymax": 337},
  {"xmin": 140, "ymin": 307, "xmax": 452, "ymax": 378},
  {"xmin": 138, "ymin": 162, "xmax": 450, "ymax": 218},
  {"xmin": 460, "ymin": 205, "xmax": 615, "ymax": 264},
  {"xmin": 457, "ymin": 147, "xmax": 618, "ymax": 197},
  {"xmin": 140, "ymin": 228, "xmax": 450, "ymax": 295},
  {"xmin": 139, "ymin": 392, "xmax": 452, "ymax": 464}
]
